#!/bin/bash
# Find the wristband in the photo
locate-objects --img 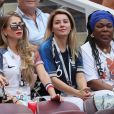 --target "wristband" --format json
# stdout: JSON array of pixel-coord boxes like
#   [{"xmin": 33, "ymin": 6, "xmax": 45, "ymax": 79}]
[
  {"xmin": 46, "ymin": 85, "xmax": 54, "ymax": 91},
  {"xmin": 44, "ymin": 83, "xmax": 52, "ymax": 88},
  {"xmin": 45, "ymin": 83, "xmax": 54, "ymax": 91}
]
